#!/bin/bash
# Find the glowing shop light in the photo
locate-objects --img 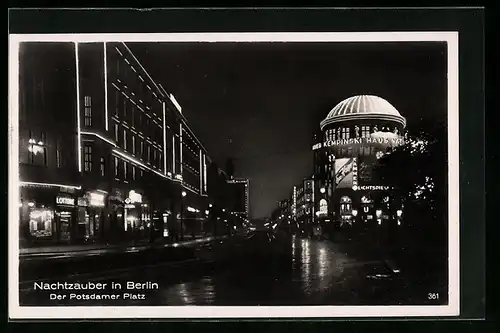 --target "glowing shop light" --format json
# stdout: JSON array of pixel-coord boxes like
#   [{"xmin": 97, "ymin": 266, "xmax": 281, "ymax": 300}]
[
  {"xmin": 352, "ymin": 209, "xmax": 358, "ymax": 217},
  {"xmin": 222, "ymin": 208, "xmax": 226, "ymax": 212},
  {"xmin": 181, "ymin": 191, "xmax": 187, "ymax": 197},
  {"xmin": 320, "ymin": 187, "xmax": 326, "ymax": 194},
  {"xmin": 205, "ymin": 210, "xmax": 209, "ymax": 215},
  {"xmin": 396, "ymin": 210, "xmax": 403, "ymax": 217},
  {"xmin": 126, "ymin": 190, "xmax": 142, "ymax": 204},
  {"xmin": 89, "ymin": 192, "xmax": 105, "ymax": 207},
  {"xmin": 28, "ymin": 145, "xmax": 44, "ymax": 155},
  {"xmin": 376, "ymin": 210, "xmax": 382, "ymax": 218},
  {"xmin": 28, "ymin": 202, "xmax": 35, "ymax": 207}
]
